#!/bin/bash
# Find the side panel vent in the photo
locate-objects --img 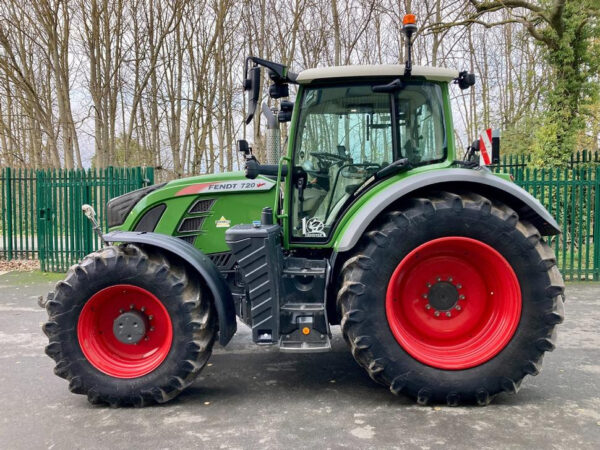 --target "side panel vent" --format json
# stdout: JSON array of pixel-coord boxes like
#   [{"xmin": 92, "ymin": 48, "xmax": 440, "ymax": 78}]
[
  {"xmin": 134, "ymin": 204, "xmax": 166, "ymax": 232},
  {"xmin": 189, "ymin": 198, "xmax": 215, "ymax": 214},
  {"xmin": 208, "ymin": 252, "xmax": 235, "ymax": 271},
  {"xmin": 178, "ymin": 216, "xmax": 206, "ymax": 233},
  {"xmin": 178, "ymin": 235, "xmax": 197, "ymax": 245}
]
